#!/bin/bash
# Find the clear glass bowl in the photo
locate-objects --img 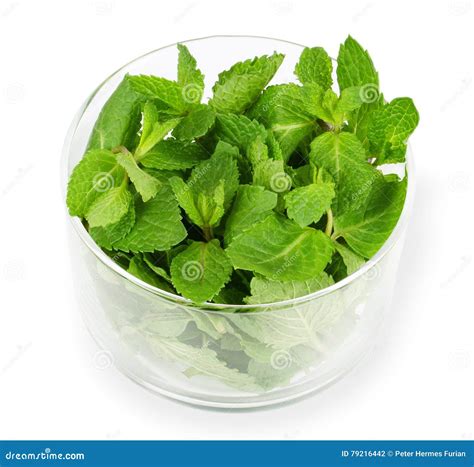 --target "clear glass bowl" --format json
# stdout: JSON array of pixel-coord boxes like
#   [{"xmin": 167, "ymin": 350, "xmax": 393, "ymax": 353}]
[{"xmin": 61, "ymin": 35, "xmax": 414, "ymax": 408}]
